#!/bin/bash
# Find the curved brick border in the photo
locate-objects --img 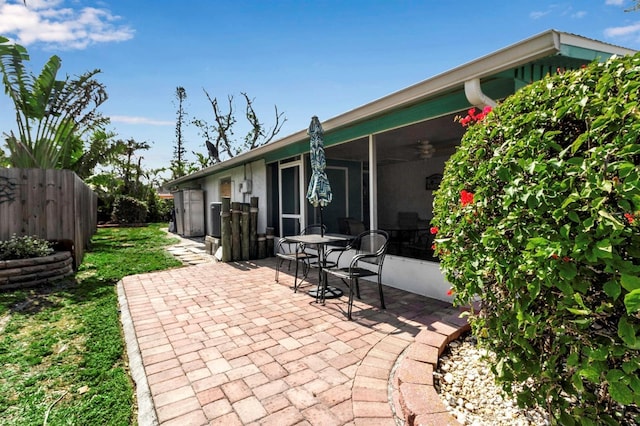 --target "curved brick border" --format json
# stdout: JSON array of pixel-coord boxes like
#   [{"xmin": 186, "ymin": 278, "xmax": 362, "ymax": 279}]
[
  {"xmin": 390, "ymin": 311, "xmax": 472, "ymax": 426},
  {"xmin": 352, "ymin": 333, "xmax": 413, "ymax": 423},
  {"xmin": 0, "ymin": 251, "xmax": 73, "ymax": 290}
]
